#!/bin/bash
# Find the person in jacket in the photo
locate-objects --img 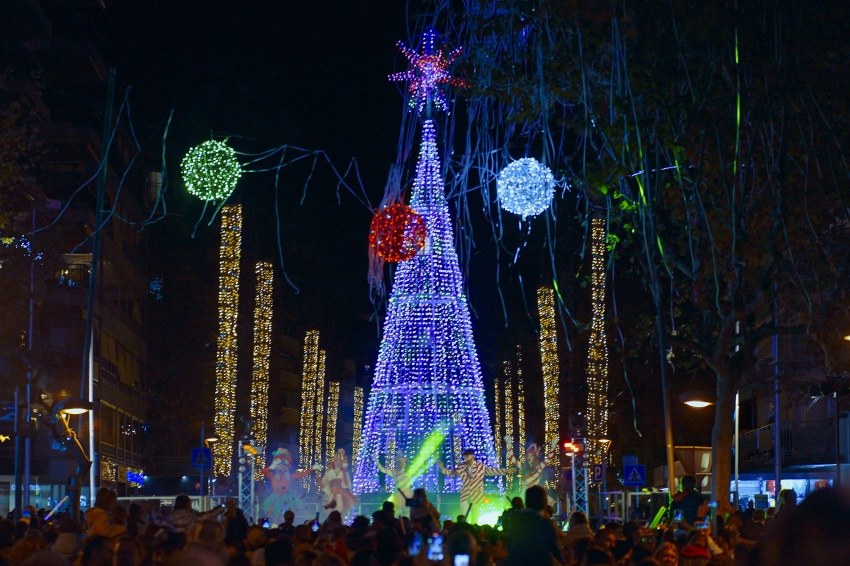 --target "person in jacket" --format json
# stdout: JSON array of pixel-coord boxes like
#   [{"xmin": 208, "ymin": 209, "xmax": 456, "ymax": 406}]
[
  {"xmin": 85, "ymin": 488, "xmax": 126, "ymax": 538},
  {"xmin": 563, "ymin": 511, "xmax": 594, "ymax": 547}
]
